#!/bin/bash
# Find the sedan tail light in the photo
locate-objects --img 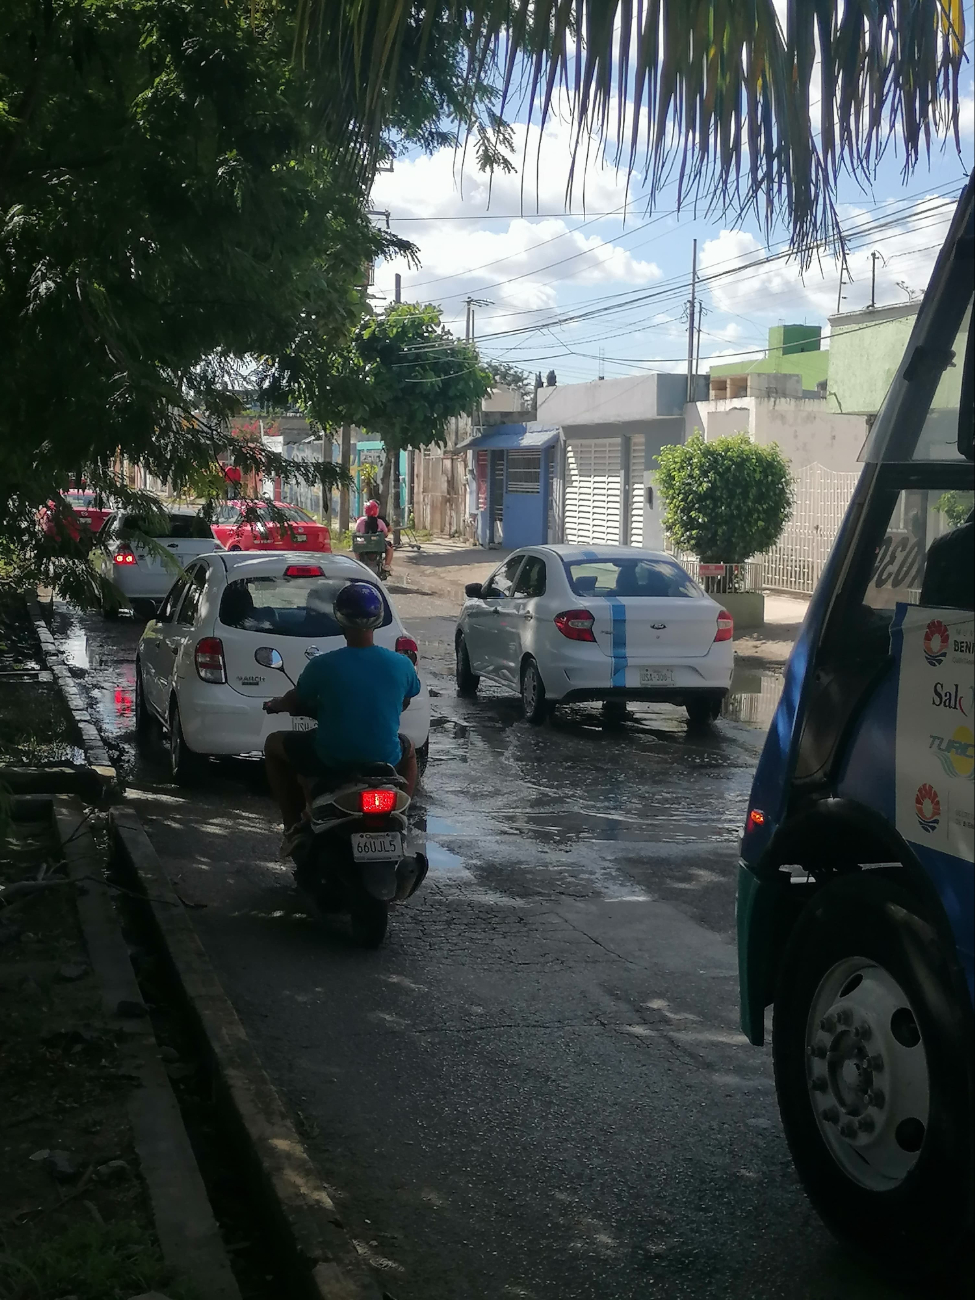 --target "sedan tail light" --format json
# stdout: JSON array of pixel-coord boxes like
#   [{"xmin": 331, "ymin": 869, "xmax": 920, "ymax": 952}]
[
  {"xmin": 360, "ymin": 789, "xmax": 397, "ymax": 814},
  {"xmin": 395, "ymin": 635, "xmax": 418, "ymax": 664},
  {"xmin": 194, "ymin": 637, "xmax": 227, "ymax": 683},
  {"xmin": 113, "ymin": 545, "xmax": 137, "ymax": 566},
  {"xmin": 554, "ymin": 609, "xmax": 596, "ymax": 642},
  {"xmin": 714, "ymin": 609, "xmax": 734, "ymax": 642}
]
